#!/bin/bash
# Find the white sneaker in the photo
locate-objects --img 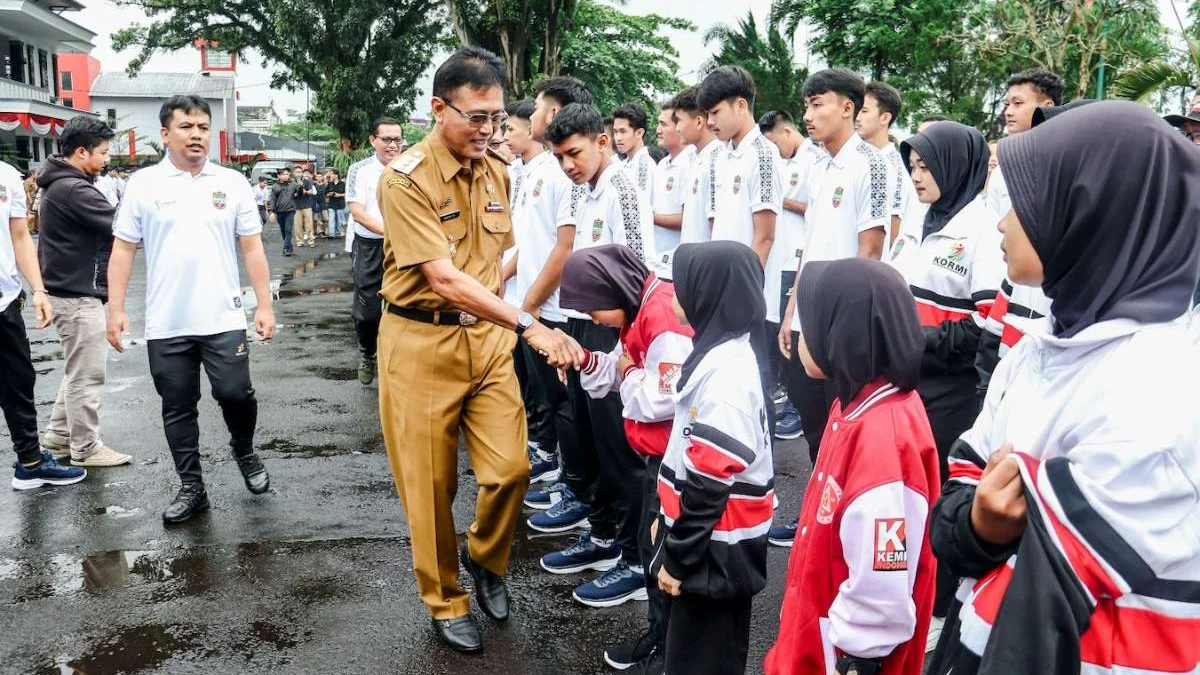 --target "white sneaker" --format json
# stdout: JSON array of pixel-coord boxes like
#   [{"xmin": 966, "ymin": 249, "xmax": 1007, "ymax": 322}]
[
  {"xmin": 41, "ymin": 431, "xmax": 71, "ymax": 459},
  {"xmin": 926, "ymin": 616, "xmax": 946, "ymax": 653},
  {"xmin": 71, "ymin": 445, "xmax": 132, "ymax": 467}
]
